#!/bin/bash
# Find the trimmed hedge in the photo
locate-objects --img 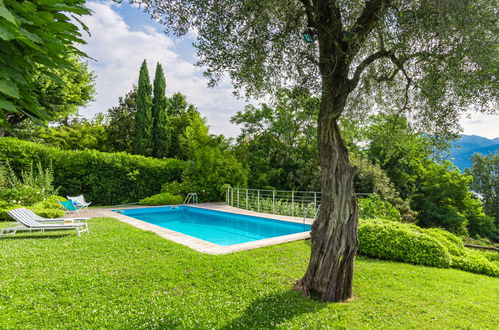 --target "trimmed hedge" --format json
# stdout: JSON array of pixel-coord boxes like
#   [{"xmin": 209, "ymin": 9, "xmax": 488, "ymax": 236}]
[
  {"xmin": 358, "ymin": 218, "xmax": 499, "ymax": 277},
  {"xmin": 0, "ymin": 138, "xmax": 185, "ymax": 206}
]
